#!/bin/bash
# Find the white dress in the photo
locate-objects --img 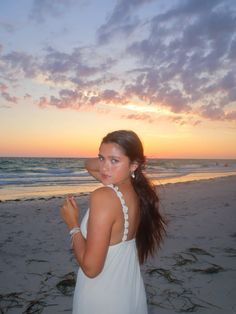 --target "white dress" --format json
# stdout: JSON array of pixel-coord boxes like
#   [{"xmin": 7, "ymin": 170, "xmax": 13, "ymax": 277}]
[{"xmin": 72, "ymin": 184, "xmax": 148, "ymax": 314}]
